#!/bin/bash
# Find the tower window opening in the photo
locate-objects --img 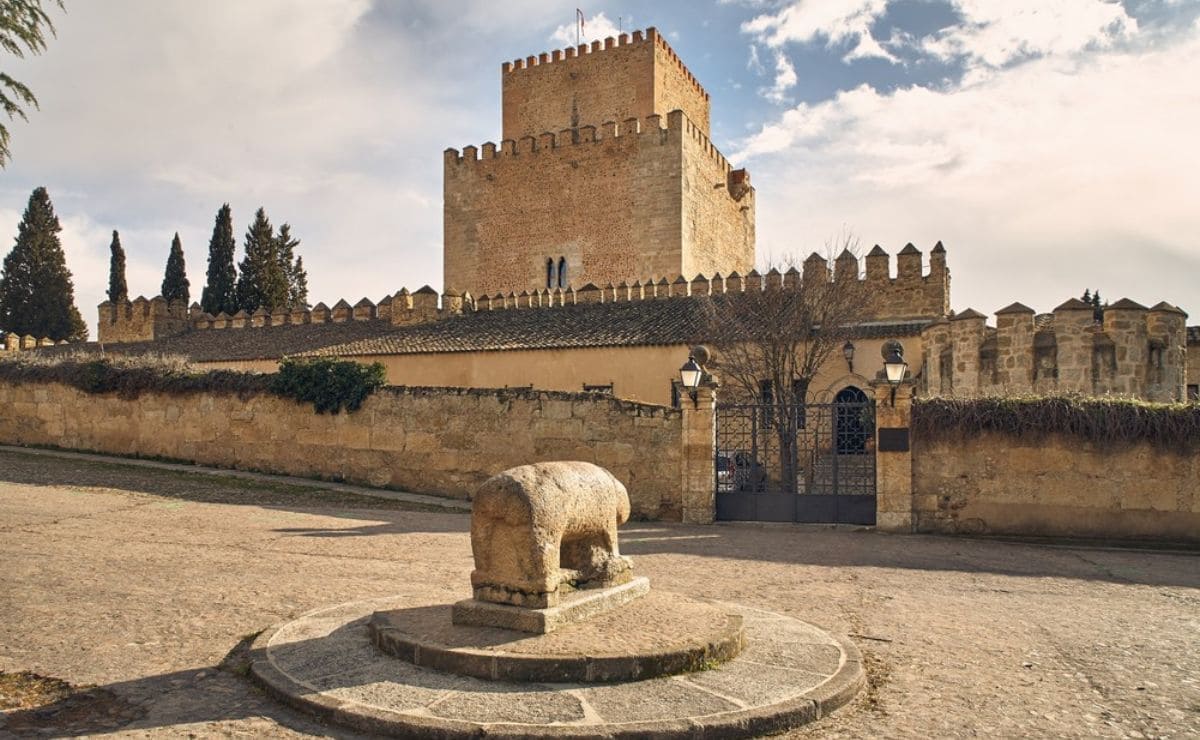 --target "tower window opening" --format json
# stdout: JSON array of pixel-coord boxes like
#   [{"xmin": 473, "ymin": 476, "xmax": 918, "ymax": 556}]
[
  {"xmin": 546, "ymin": 258, "xmax": 554, "ymax": 289},
  {"xmin": 557, "ymin": 257, "xmax": 567, "ymax": 289}
]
